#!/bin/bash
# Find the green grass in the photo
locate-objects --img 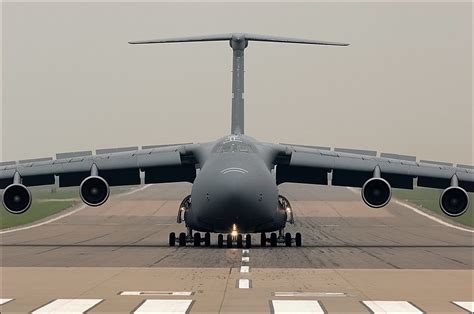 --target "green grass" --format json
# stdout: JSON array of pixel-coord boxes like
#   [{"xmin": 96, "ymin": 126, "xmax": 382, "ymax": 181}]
[
  {"xmin": 0, "ymin": 200, "xmax": 75, "ymax": 229},
  {"xmin": 0, "ymin": 185, "xmax": 135, "ymax": 230},
  {"xmin": 393, "ymin": 187, "xmax": 474, "ymax": 227}
]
